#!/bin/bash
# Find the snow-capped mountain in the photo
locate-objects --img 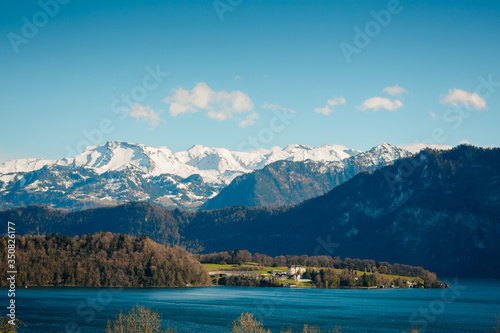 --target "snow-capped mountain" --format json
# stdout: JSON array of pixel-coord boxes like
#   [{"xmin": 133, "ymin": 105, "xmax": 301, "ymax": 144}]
[
  {"xmin": 0, "ymin": 141, "xmax": 410, "ymax": 210},
  {"xmin": 0, "ymin": 141, "xmax": 360, "ymax": 184},
  {"xmin": 202, "ymin": 143, "xmax": 414, "ymax": 209},
  {"xmin": 344, "ymin": 142, "xmax": 414, "ymax": 170}
]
